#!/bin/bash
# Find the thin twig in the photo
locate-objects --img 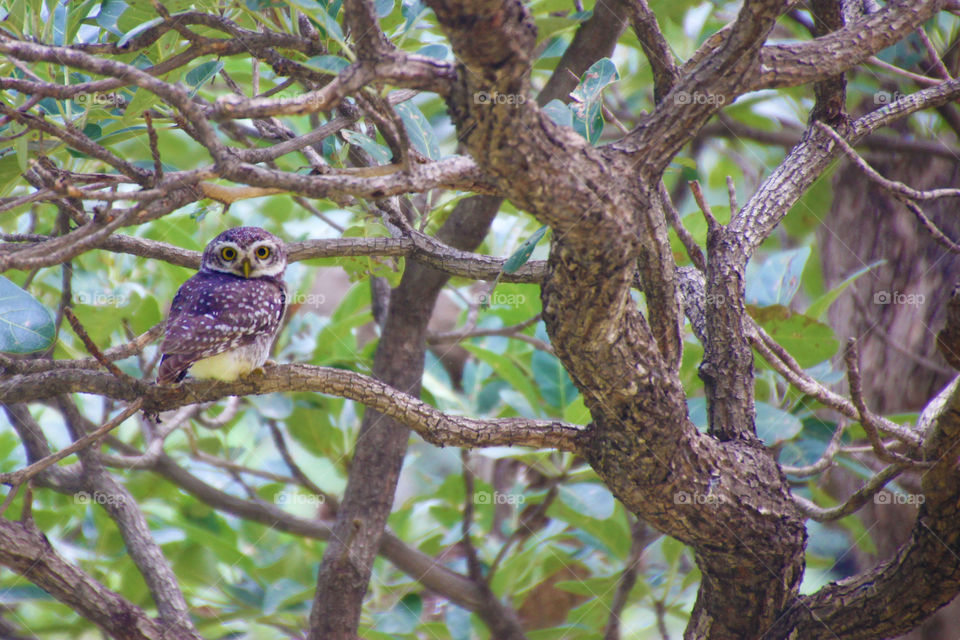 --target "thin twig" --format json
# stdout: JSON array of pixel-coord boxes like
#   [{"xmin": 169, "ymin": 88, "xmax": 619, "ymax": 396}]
[
  {"xmin": 0, "ymin": 400, "xmax": 143, "ymax": 507},
  {"xmin": 793, "ymin": 463, "xmax": 907, "ymax": 521},
  {"xmin": 844, "ymin": 340, "xmax": 922, "ymax": 466},
  {"xmin": 427, "ymin": 315, "xmax": 551, "ymax": 352},
  {"xmin": 660, "ymin": 182, "xmax": 706, "ymax": 271},
  {"xmin": 896, "ymin": 197, "xmax": 960, "ymax": 255},
  {"xmin": 781, "ymin": 419, "xmax": 846, "ymax": 477},
  {"xmin": 688, "ymin": 180, "xmax": 718, "ymax": 231},
  {"xmin": 915, "ymin": 28, "xmax": 951, "ymax": 79},
  {"xmin": 63, "ymin": 307, "xmax": 137, "ymax": 384},
  {"xmin": 866, "ymin": 56, "xmax": 943, "ymax": 87},
  {"xmin": 461, "ymin": 451, "xmax": 485, "ymax": 583},
  {"xmin": 726, "ymin": 176, "xmax": 739, "ymax": 215},
  {"xmin": 816, "ymin": 122, "xmax": 960, "ymax": 201},
  {"xmin": 267, "ymin": 420, "xmax": 340, "ymax": 512},
  {"xmin": 144, "ymin": 112, "xmax": 163, "ymax": 182},
  {"xmin": 746, "ymin": 318, "xmax": 924, "ymax": 448},
  {"xmin": 603, "ymin": 520, "xmax": 661, "ymax": 640}
]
